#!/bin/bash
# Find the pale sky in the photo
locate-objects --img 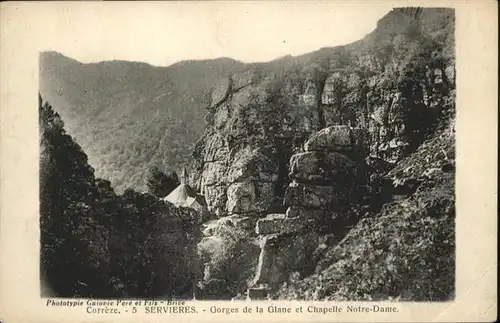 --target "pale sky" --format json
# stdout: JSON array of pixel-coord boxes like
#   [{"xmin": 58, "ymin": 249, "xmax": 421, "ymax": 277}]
[{"xmin": 34, "ymin": 2, "xmax": 395, "ymax": 67}]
